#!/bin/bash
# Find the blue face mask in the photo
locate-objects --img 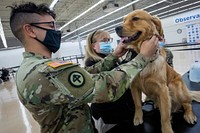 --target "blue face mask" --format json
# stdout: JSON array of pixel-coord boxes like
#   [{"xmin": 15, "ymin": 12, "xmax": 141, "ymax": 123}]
[
  {"xmin": 99, "ymin": 42, "xmax": 112, "ymax": 55},
  {"xmin": 159, "ymin": 41, "xmax": 165, "ymax": 47},
  {"xmin": 31, "ymin": 24, "xmax": 61, "ymax": 53}
]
